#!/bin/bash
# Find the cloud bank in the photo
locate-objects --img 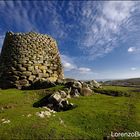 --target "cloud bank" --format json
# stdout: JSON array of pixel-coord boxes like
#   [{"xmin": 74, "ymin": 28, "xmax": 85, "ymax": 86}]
[
  {"xmin": 0, "ymin": 1, "xmax": 139, "ymax": 58},
  {"xmin": 80, "ymin": 1, "xmax": 139, "ymax": 59}
]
